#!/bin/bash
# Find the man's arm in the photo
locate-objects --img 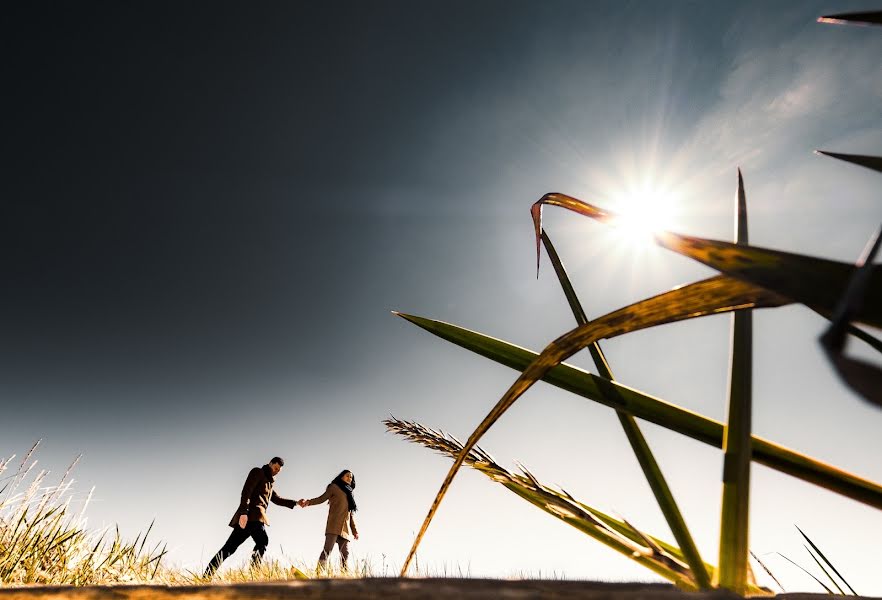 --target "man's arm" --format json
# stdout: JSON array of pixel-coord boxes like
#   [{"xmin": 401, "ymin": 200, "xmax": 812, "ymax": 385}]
[{"xmin": 270, "ymin": 490, "xmax": 296, "ymax": 509}]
